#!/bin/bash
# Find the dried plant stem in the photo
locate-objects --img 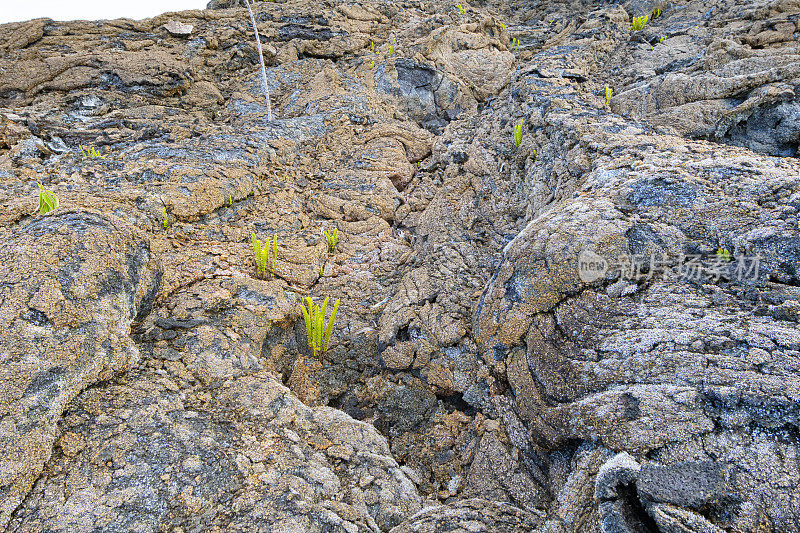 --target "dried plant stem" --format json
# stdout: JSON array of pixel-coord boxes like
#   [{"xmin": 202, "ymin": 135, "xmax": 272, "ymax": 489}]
[{"xmin": 243, "ymin": 0, "xmax": 273, "ymax": 122}]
